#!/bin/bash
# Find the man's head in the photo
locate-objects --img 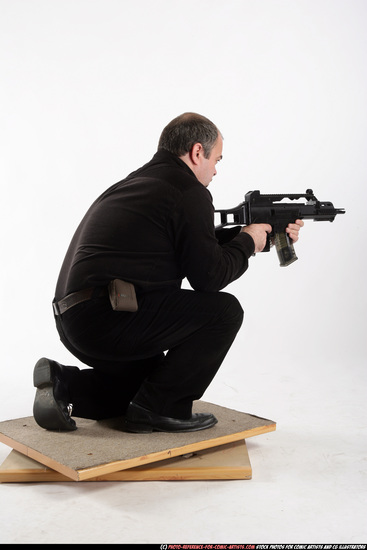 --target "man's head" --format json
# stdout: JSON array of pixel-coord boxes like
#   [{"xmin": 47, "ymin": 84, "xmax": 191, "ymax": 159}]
[{"xmin": 158, "ymin": 112, "xmax": 223, "ymax": 187}]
